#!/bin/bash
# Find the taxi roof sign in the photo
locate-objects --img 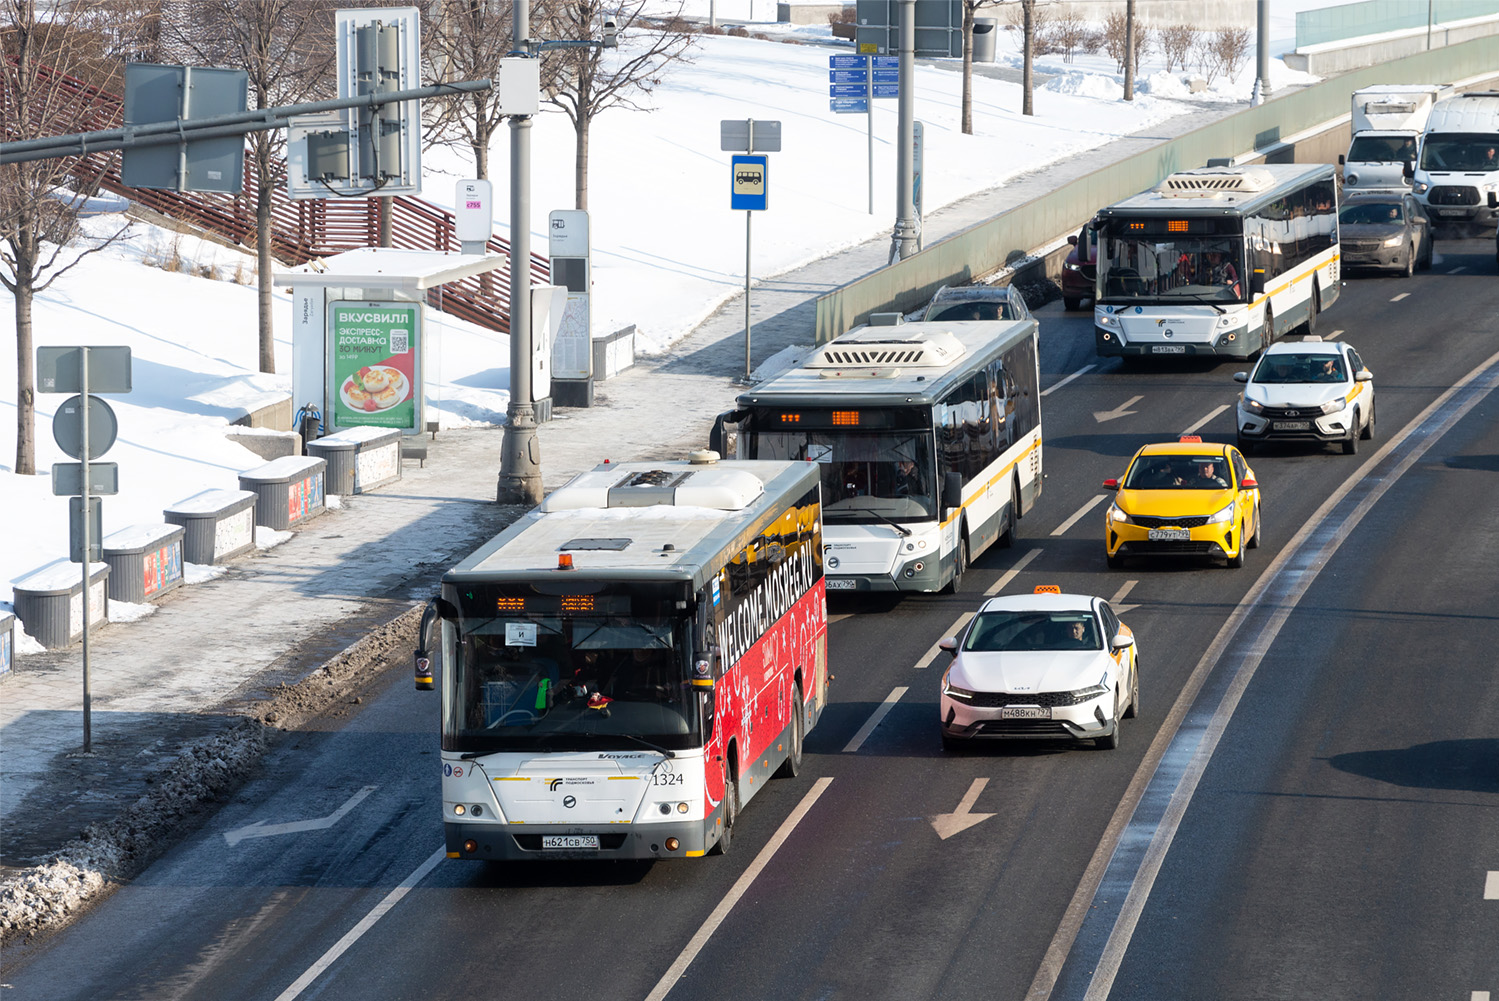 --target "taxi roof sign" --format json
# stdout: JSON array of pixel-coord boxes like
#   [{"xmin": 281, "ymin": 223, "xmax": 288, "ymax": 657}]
[
  {"xmin": 1033, "ymin": 584, "xmax": 1061, "ymax": 593},
  {"xmin": 1178, "ymin": 435, "xmax": 1202, "ymax": 442}
]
